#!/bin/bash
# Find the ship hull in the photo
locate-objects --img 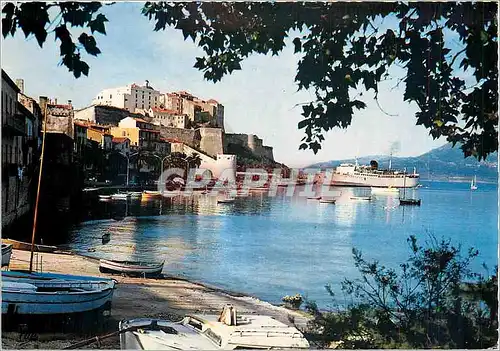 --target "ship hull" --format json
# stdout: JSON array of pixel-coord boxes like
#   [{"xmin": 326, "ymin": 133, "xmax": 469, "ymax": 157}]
[{"xmin": 330, "ymin": 174, "xmax": 419, "ymax": 188}]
